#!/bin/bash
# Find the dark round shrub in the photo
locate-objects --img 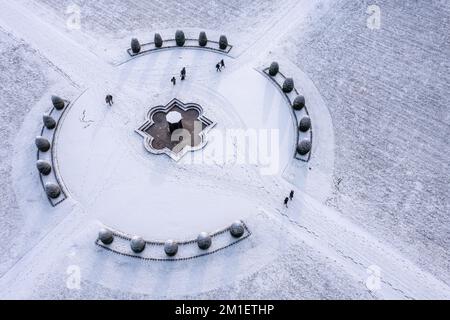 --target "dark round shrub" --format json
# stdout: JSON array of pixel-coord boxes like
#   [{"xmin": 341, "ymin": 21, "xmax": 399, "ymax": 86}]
[
  {"xmin": 35, "ymin": 136, "xmax": 50, "ymax": 152},
  {"xmin": 131, "ymin": 38, "xmax": 141, "ymax": 54},
  {"xmin": 197, "ymin": 232, "xmax": 212, "ymax": 250},
  {"xmin": 297, "ymin": 139, "xmax": 312, "ymax": 155},
  {"xmin": 198, "ymin": 31, "xmax": 208, "ymax": 47},
  {"xmin": 98, "ymin": 228, "xmax": 114, "ymax": 245},
  {"xmin": 164, "ymin": 240, "xmax": 178, "ymax": 256},
  {"xmin": 51, "ymin": 95, "xmax": 65, "ymax": 110},
  {"xmin": 130, "ymin": 236, "xmax": 146, "ymax": 253},
  {"xmin": 175, "ymin": 30, "xmax": 185, "ymax": 46},
  {"xmin": 230, "ymin": 221, "xmax": 245, "ymax": 238},
  {"xmin": 45, "ymin": 182, "xmax": 61, "ymax": 199},
  {"xmin": 282, "ymin": 78, "xmax": 294, "ymax": 93},
  {"xmin": 269, "ymin": 62, "xmax": 279, "ymax": 76},
  {"xmin": 154, "ymin": 33, "xmax": 163, "ymax": 48},
  {"xmin": 293, "ymin": 95, "xmax": 305, "ymax": 110},
  {"xmin": 219, "ymin": 35, "xmax": 228, "ymax": 50},
  {"xmin": 36, "ymin": 160, "xmax": 52, "ymax": 176},
  {"xmin": 43, "ymin": 114, "xmax": 56, "ymax": 129},
  {"xmin": 299, "ymin": 116, "xmax": 311, "ymax": 132}
]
